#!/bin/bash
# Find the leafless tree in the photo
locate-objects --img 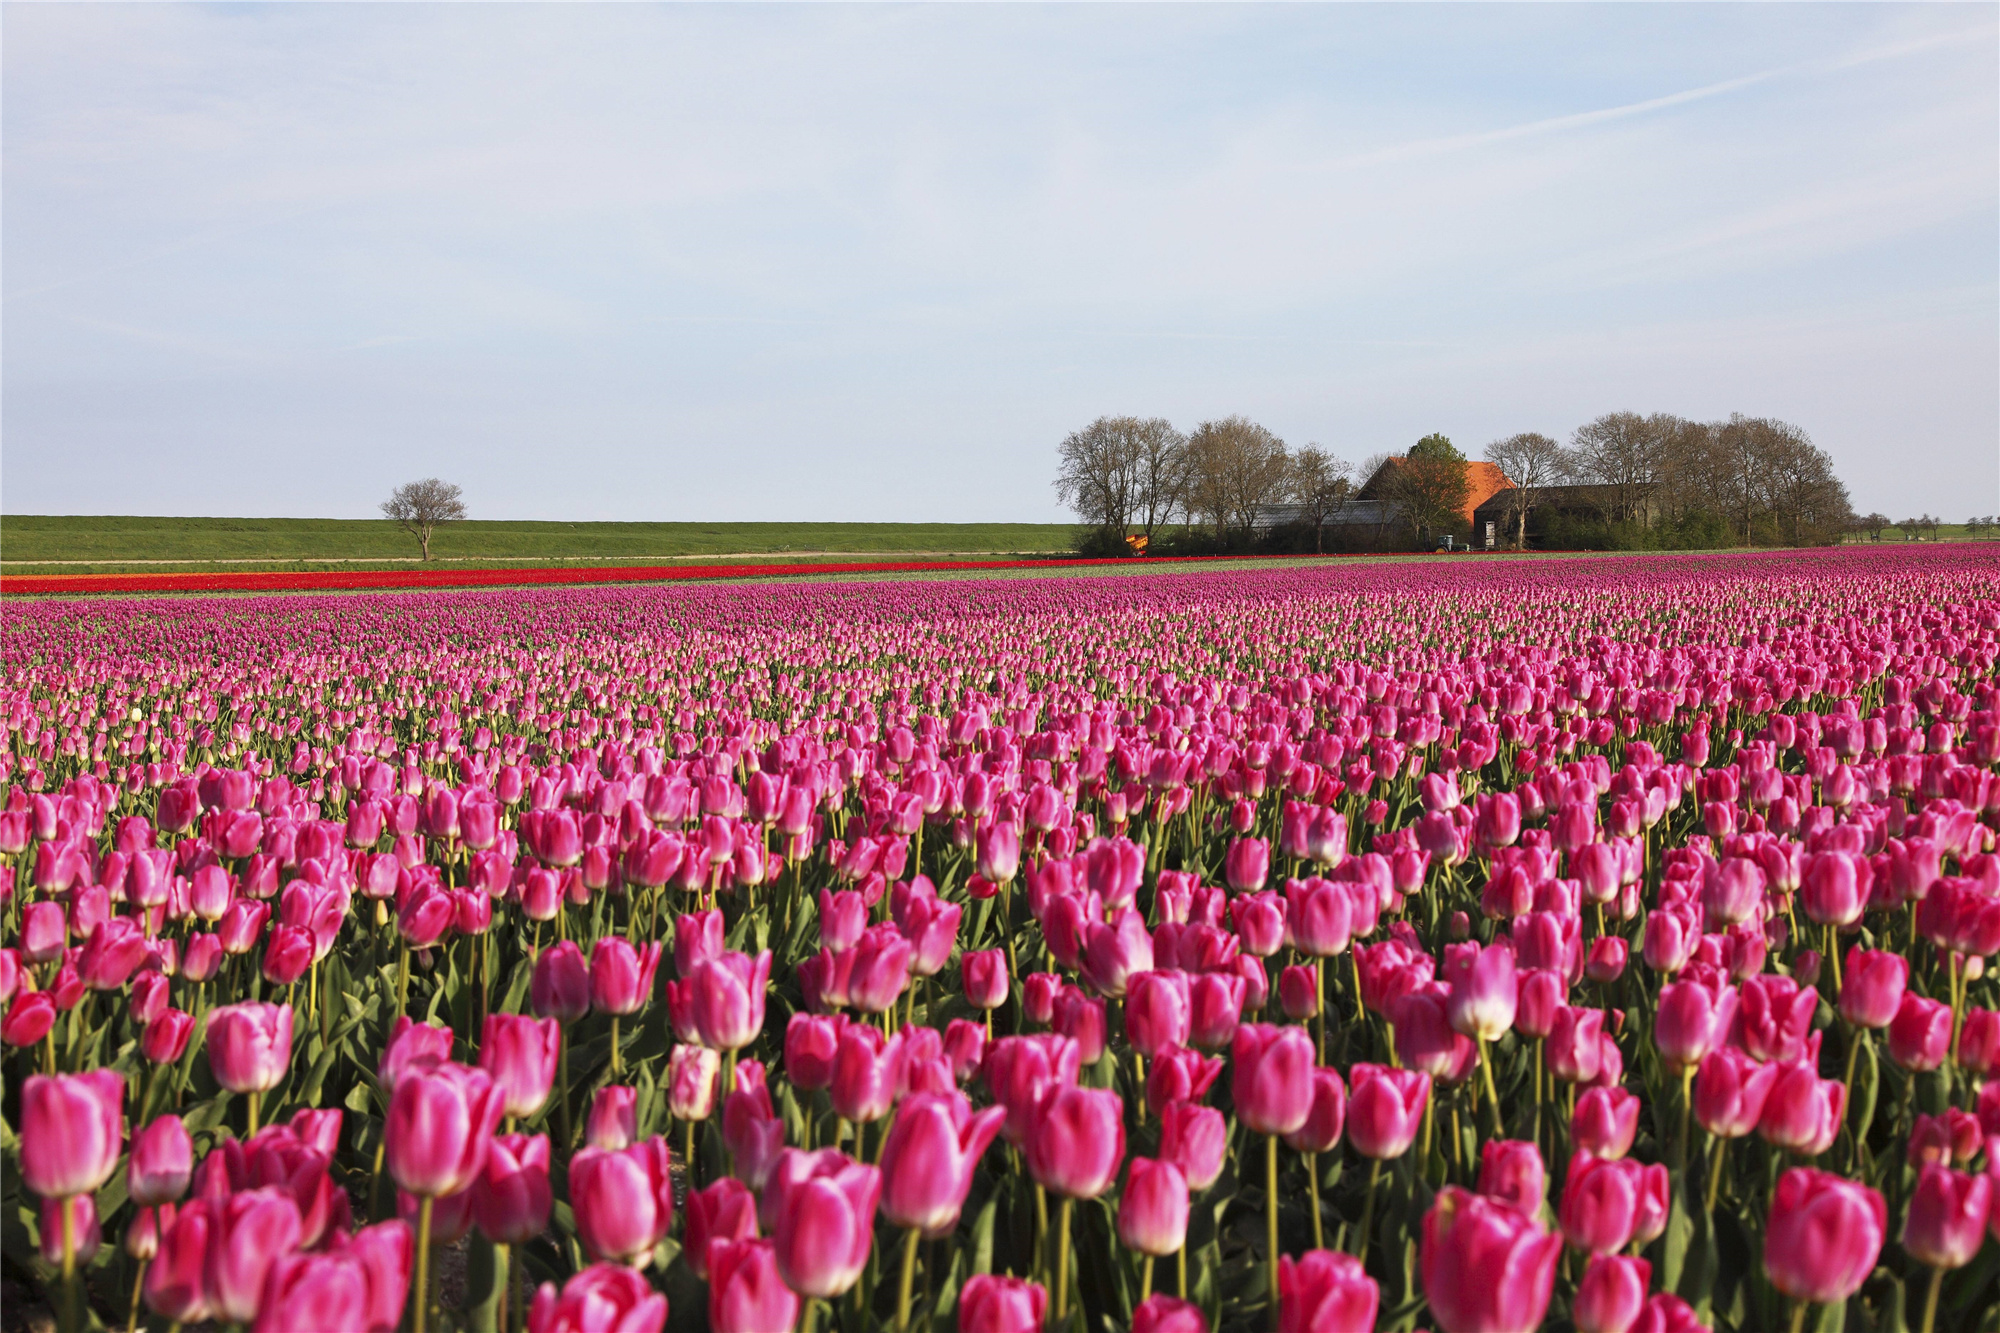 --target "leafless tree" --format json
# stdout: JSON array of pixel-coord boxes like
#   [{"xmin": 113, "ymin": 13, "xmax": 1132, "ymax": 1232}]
[
  {"xmin": 380, "ymin": 478, "xmax": 467, "ymax": 561},
  {"xmin": 1186, "ymin": 416, "xmax": 1290, "ymax": 538},
  {"xmin": 1568, "ymin": 412, "xmax": 1666, "ymax": 523},
  {"xmin": 1288, "ymin": 445, "xmax": 1353, "ymax": 552},
  {"xmin": 1053, "ymin": 417, "xmax": 1145, "ymax": 536},
  {"xmin": 1130, "ymin": 419, "xmax": 1193, "ymax": 539},
  {"xmin": 1857, "ymin": 512, "xmax": 1892, "ymax": 542},
  {"xmin": 1482, "ymin": 432, "xmax": 1566, "ymax": 548}
]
